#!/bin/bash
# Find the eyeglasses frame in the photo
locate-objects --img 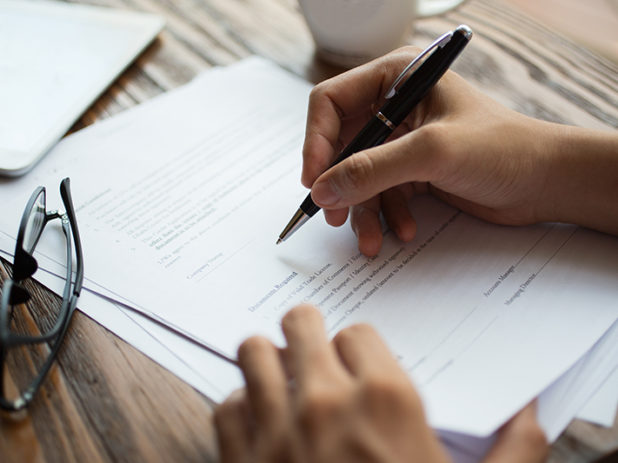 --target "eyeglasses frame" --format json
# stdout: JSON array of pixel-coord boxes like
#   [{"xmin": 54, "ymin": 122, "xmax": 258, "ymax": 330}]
[{"xmin": 0, "ymin": 177, "xmax": 83, "ymax": 411}]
